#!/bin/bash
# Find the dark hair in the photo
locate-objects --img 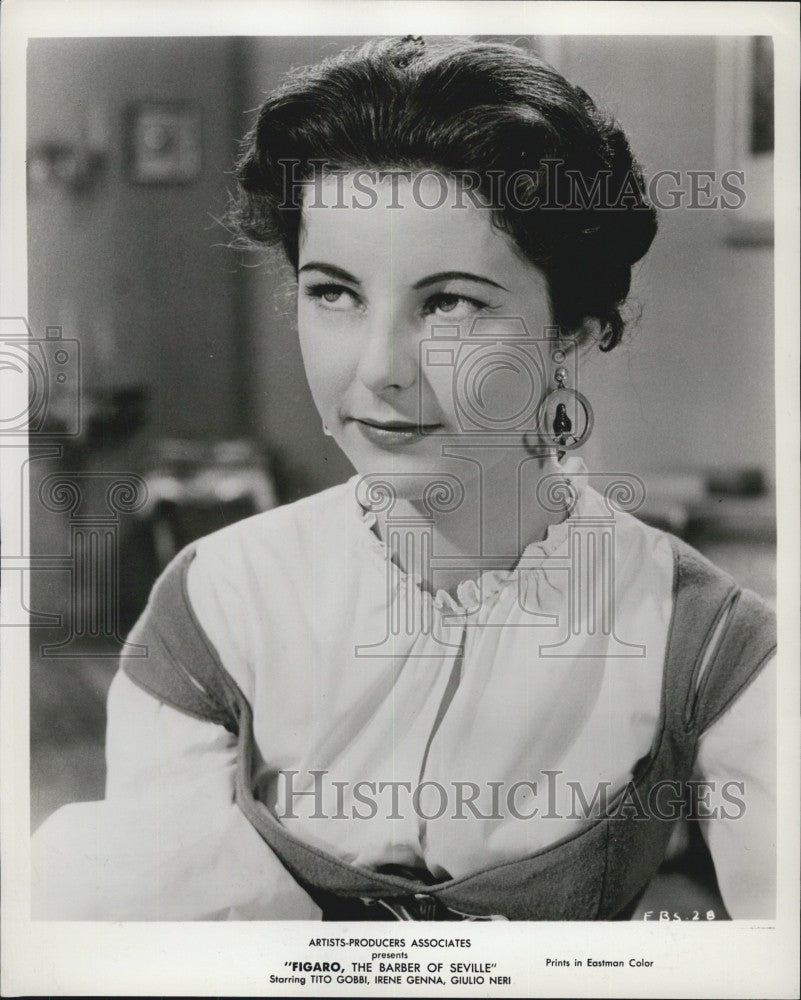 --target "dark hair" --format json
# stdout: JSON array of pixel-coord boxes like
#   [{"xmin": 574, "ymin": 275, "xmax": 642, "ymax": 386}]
[{"xmin": 233, "ymin": 36, "xmax": 658, "ymax": 350}]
